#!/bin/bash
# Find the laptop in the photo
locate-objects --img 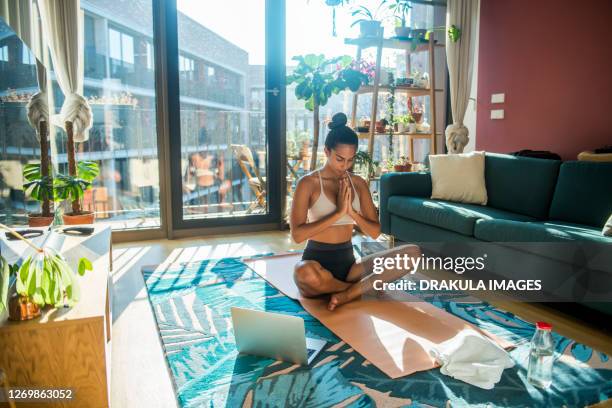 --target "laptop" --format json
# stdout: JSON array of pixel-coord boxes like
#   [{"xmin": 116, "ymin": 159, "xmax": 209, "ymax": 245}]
[{"xmin": 231, "ymin": 307, "xmax": 326, "ymax": 365}]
